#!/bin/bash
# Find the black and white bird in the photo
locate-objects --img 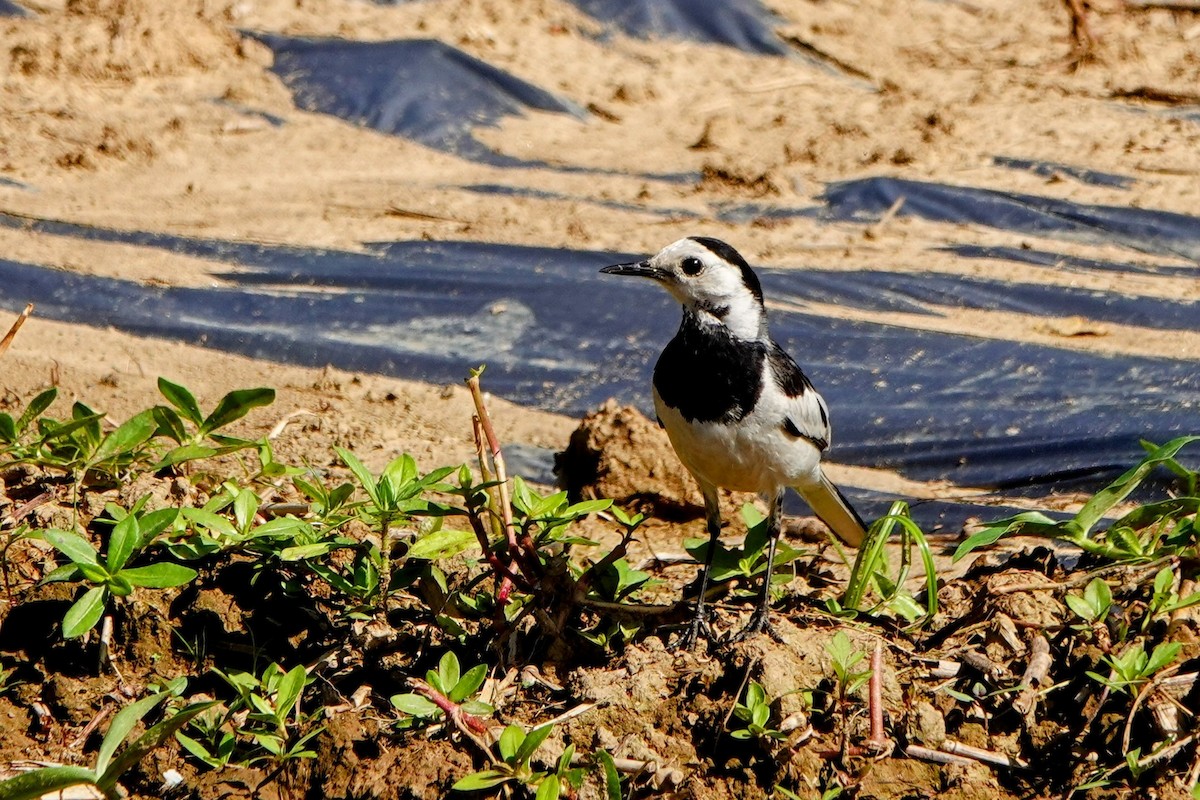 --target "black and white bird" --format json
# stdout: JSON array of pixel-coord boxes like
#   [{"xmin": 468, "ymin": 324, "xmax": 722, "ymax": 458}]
[{"xmin": 601, "ymin": 236, "xmax": 868, "ymax": 647}]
